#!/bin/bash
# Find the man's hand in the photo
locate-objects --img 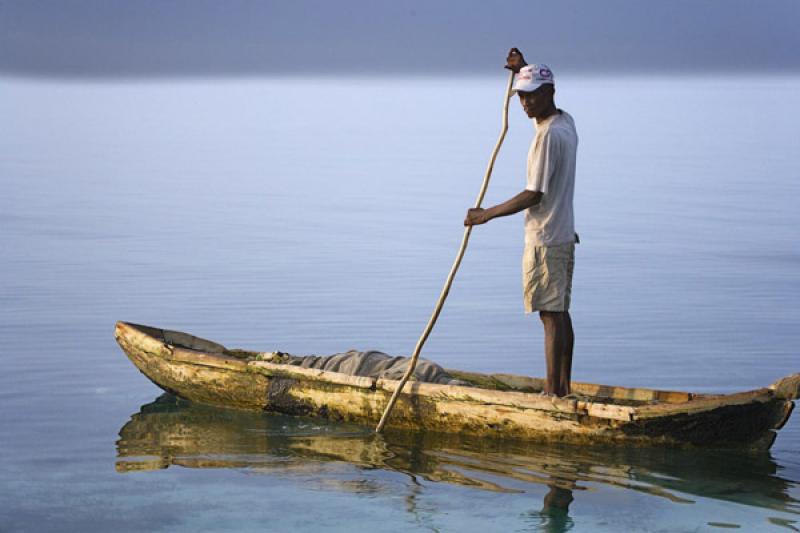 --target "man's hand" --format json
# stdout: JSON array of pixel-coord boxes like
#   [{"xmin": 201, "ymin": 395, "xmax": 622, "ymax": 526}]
[
  {"xmin": 465, "ymin": 191, "xmax": 542, "ymax": 226},
  {"xmin": 505, "ymin": 47, "xmax": 528, "ymax": 73},
  {"xmin": 464, "ymin": 207, "xmax": 490, "ymax": 226}
]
